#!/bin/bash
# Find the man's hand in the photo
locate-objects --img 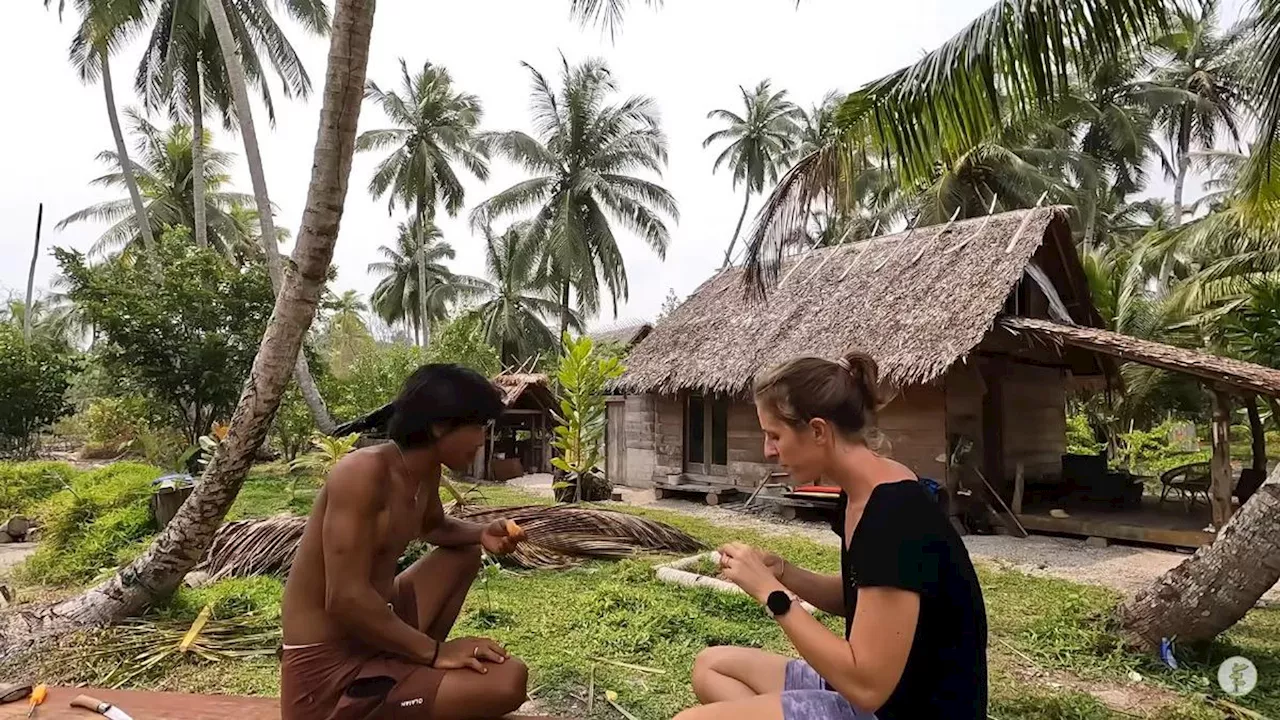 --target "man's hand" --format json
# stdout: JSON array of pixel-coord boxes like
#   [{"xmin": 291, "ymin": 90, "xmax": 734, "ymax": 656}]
[
  {"xmin": 719, "ymin": 542, "xmax": 787, "ymax": 603},
  {"xmin": 433, "ymin": 637, "xmax": 509, "ymax": 673},
  {"xmin": 480, "ymin": 519, "xmax": 524, "ymax": 555}
]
